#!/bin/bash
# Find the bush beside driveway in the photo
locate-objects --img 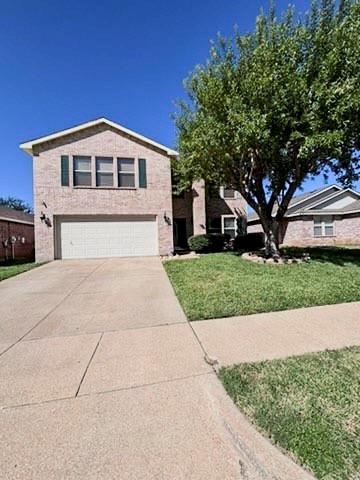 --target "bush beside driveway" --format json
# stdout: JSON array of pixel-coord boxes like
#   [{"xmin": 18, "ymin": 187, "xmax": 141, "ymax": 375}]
[
  {"xmin": 219, "ymin": 346, "xmax": 360, "ymax": 480},
  {"xmin": 164, "ymin": 248, "xmax": 360, "ymax": 321}
]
